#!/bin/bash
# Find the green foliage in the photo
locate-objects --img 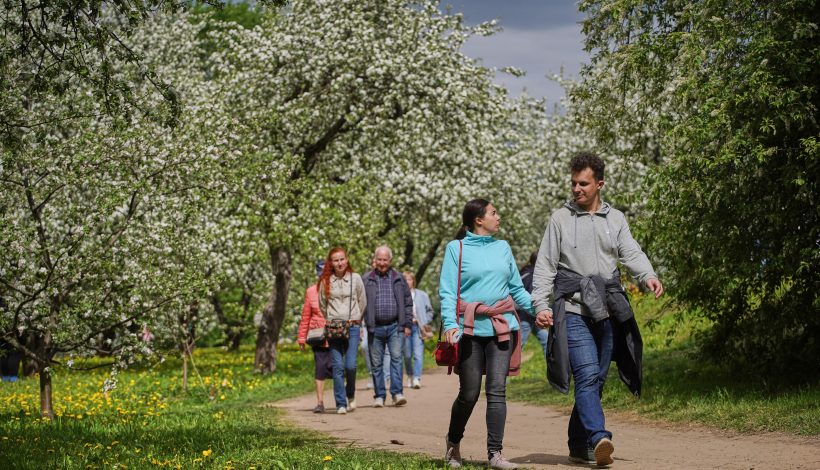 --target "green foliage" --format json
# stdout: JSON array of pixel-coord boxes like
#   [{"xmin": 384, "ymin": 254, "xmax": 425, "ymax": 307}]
[
  {"xmin": 575, "ymin": 0, "xmax": 820, "ymax": 379},
  {"xmin": 509, "ymin": 295, "xmax": 820, "ymax": 435}
]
